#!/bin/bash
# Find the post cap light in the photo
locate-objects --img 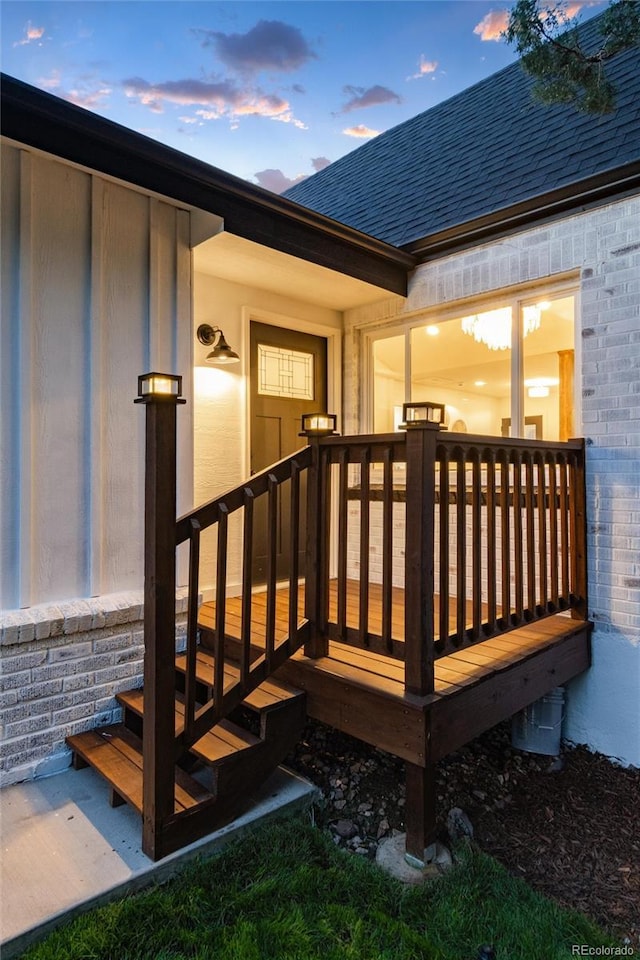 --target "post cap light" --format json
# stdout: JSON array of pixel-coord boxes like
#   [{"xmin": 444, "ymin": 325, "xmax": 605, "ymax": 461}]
[
  {"xmin": 299, "ymin": 412, "xmax": 338, "ymax": 437},
  {"xmin": 135, "ymin": 372, "xmax": 186, "ymax": 403},
  {"xmin": 399, "ymin": 401, "xmax": 446, "ymax": 430}
]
